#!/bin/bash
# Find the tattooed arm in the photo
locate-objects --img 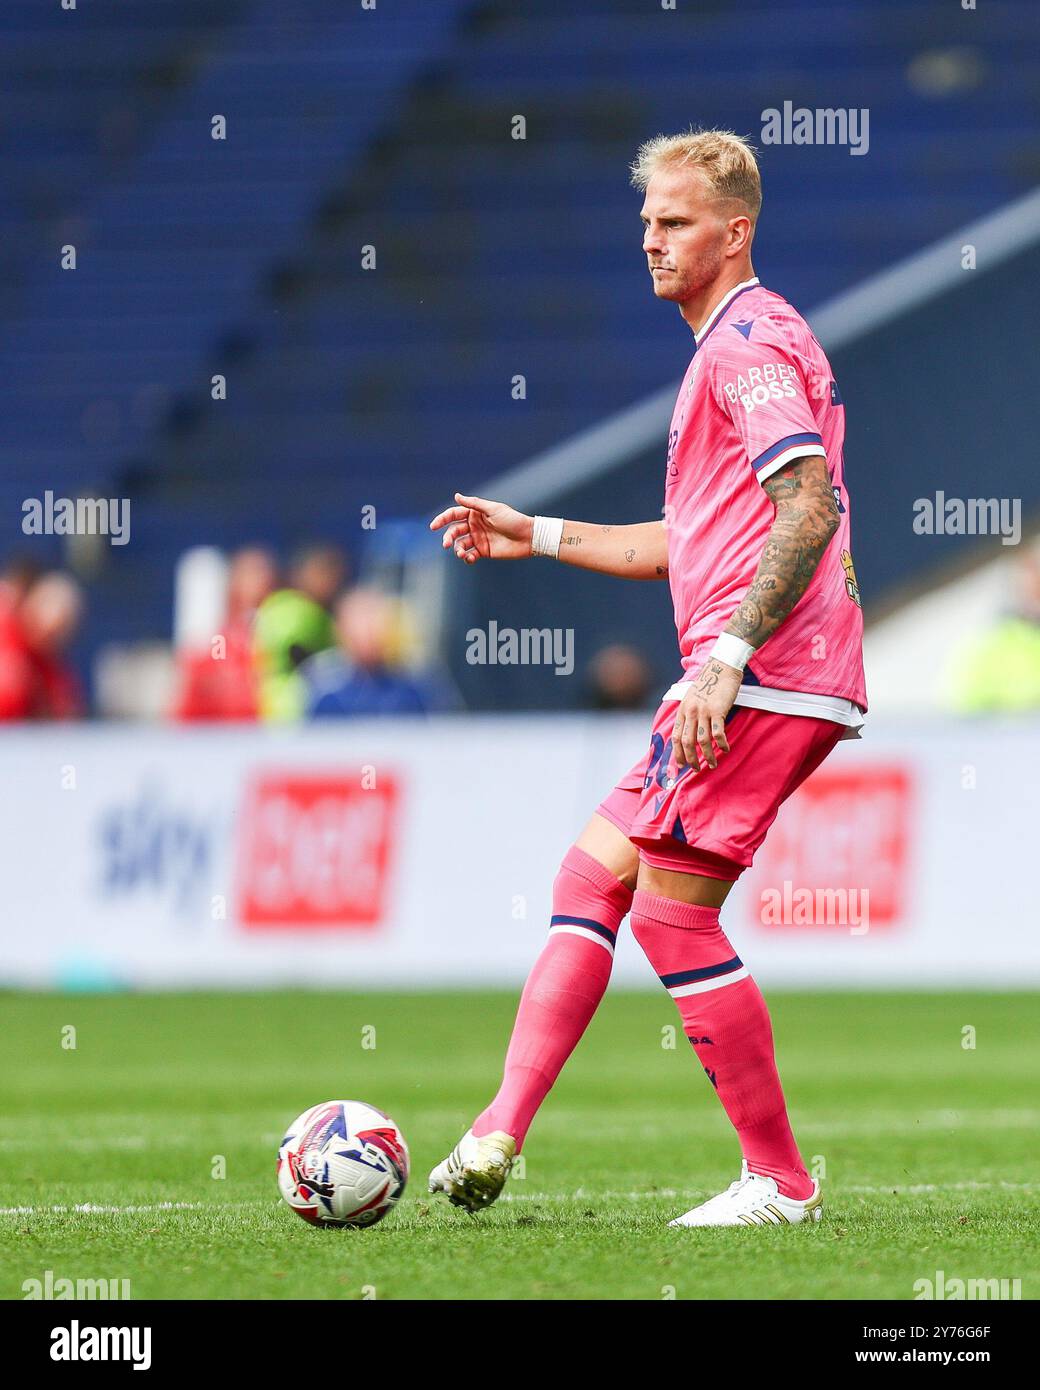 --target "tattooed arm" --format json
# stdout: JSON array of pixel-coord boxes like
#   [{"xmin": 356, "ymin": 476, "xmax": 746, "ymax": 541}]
[
  {"xmin": 722, "ymin": 453, "xmax": 840, "ymax": 648},
  {"xmin": 430, "ymin": 492, "xmax": 669, "ymax": 579},
  {"xmin": 671, "ymin": 454, "xmax": 839, "ymax": 771},
  {"xmin": 556, "ymin": 518, "xmax": 669, "ymax": 580}
]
